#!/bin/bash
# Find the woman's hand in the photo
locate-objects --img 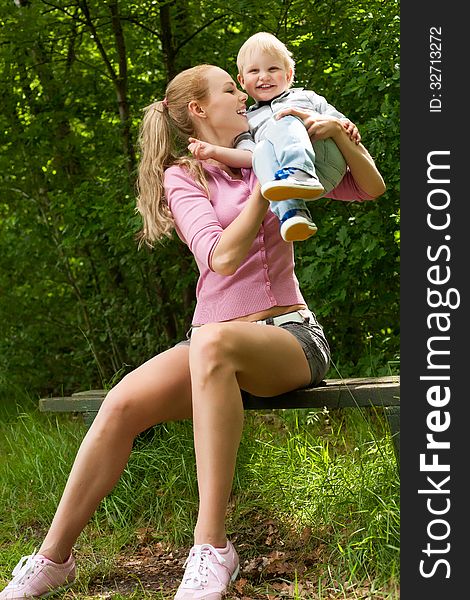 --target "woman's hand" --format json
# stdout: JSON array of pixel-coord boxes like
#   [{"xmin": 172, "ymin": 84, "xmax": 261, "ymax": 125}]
[
  {"xmin": 275, "ymin": 106, "xmax": 385, "ymax": 198},
  {"xmin": 275, "ymin": 108, "xmax": 361, "ymax": 144},
  {"xmin": 188, "ymin": 137, "xmax": 217, "ymax": 160},
  {"xmin": 341, "ymin": 119, "xmax": 361, "ymax": 144}
]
